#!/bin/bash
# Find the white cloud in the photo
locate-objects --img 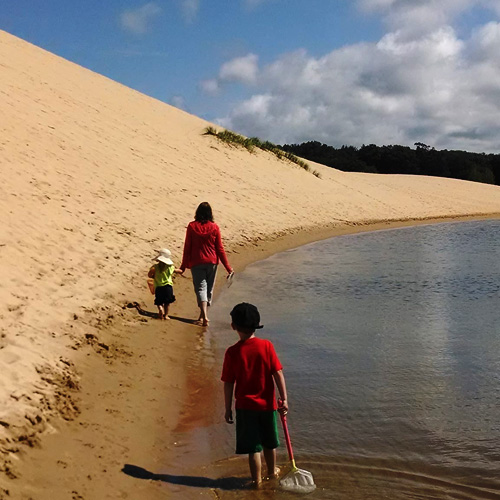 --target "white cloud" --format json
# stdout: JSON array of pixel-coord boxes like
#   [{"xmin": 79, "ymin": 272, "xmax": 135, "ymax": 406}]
[
  {"xmin": 469, "ymin": 21, "xmax": 500, "ymax": 62},
  {"xmin": 170, "ymin": 95, "xmax": 186, "ymax": 110},
  {"xmin": 202, "ymin": 0, "xmax": 500, "ymax": 152},
  {"xmin": 219, "ymin": 54, "xmax": 259, "ymax": 84},
  {"xmin": 179, "ymin": 0, "xmax": 200, "ymax": 22},
  {"xmin": 120, "ymin": 3, "xmax": 162, "ymax": 35},
  {"xmin": 359, "ymin": 0, "xmax": 477, "ymax": 38},
  {"xmin": 212, "ymin": 25, "xmax": 500, "ymax": 152},
  {"xmin": 200, "ymin": 79, "xmax": 220, "ymax": 95},
  {"xmin": 358, "ymin": 0, "xmax": 500, "ymax": 24},
  {"xmin": 359, "ymin": 0, "xmax": 474, "ymax": 20},
  {"xmin": 200, "ymin": 54, "xmax": 259, "ymax": 95}
]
